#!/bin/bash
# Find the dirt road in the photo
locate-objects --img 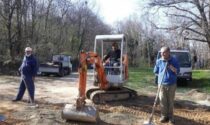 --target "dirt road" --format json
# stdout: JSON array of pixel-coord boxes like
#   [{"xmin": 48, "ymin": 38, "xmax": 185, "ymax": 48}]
[{"xmin": 0, "ymin": 72, "xmax": 210, "ymax": 125}]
